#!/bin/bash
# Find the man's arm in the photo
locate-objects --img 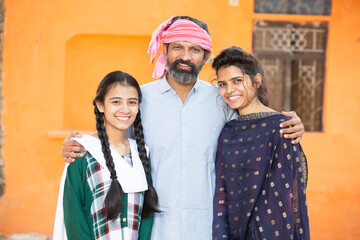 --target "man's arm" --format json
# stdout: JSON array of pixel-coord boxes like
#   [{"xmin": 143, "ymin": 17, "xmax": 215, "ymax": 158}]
[
  {"xmin": 61, "ymin": 131, "xmax": 87, "ymax": 163},
  {"xmin": 280, "ymin": 111, "xmax": 304, "ymax": 144}
]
